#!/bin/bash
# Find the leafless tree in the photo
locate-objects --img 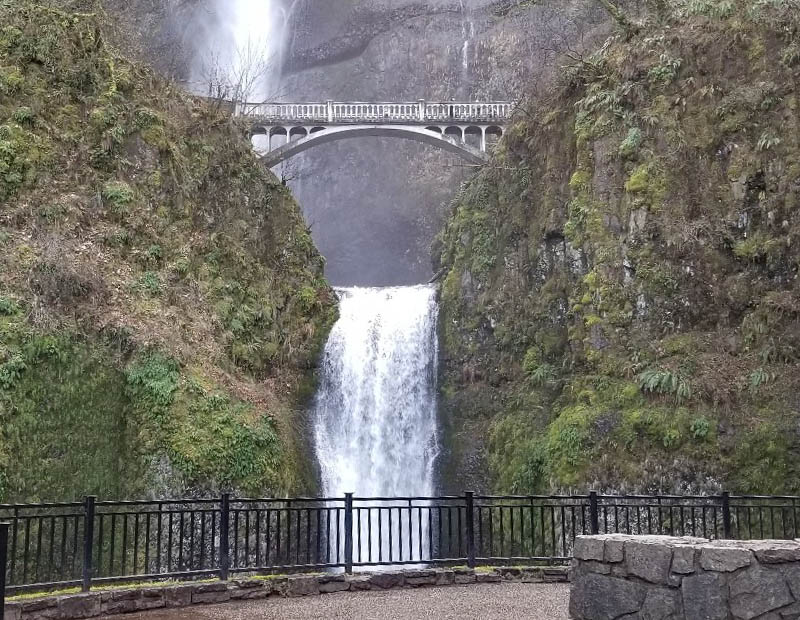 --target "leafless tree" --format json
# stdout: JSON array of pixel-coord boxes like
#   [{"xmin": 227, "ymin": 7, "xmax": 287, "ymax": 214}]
[{"xmin": 194, "ymin": 38, "xmax": 283, "ymax": 108}]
